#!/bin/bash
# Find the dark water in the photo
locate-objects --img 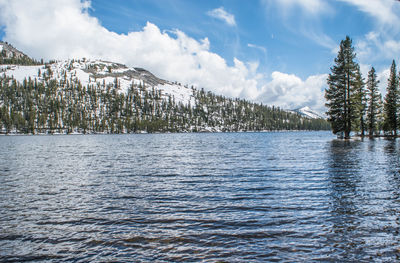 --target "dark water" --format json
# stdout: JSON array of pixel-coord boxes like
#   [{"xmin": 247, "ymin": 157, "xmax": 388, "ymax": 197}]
[{"xmin": 1, "ymin": 132, "xmax": 400, "ymax": 262}]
